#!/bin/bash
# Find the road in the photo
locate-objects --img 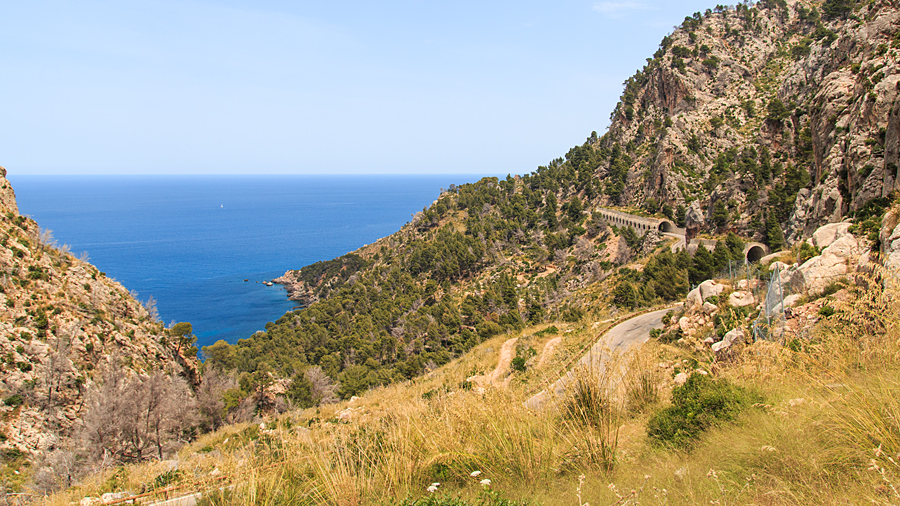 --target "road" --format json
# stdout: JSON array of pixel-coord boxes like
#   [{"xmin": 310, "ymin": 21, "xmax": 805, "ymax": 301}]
[
  {"xmin": 664, "ymin": 232, "xmax": 686, "ymax": 252},
  {"xmin": 525, "ymin": 306, "xmax": 677, "ymax": 410}
]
